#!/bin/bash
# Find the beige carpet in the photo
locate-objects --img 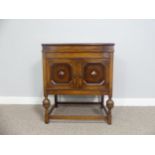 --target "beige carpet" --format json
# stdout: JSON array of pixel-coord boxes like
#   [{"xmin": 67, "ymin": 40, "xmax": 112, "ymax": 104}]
[{"xmin": 0, "ymin": 104, "xmax": 155, "ymax": 135}]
